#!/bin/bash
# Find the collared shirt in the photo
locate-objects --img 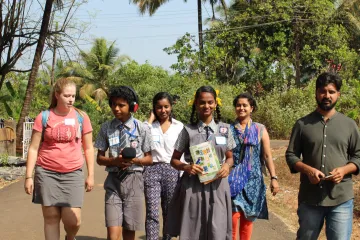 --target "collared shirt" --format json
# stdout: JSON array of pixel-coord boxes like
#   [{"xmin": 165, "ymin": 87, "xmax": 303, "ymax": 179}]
[
  {"xmin": 286, "ymin": 111, "xmax": 360, "ymax": 206},
  {"xmin": 95, "ymin": 116, "xmax": 154, "ymax": 172},
  {"xmin": 146, "ymin": 118, "xmax": 184, "ymax": 163},
  {"xmin": 175, "ymin": 119, "xmax": 236, "ymax": 156}
]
